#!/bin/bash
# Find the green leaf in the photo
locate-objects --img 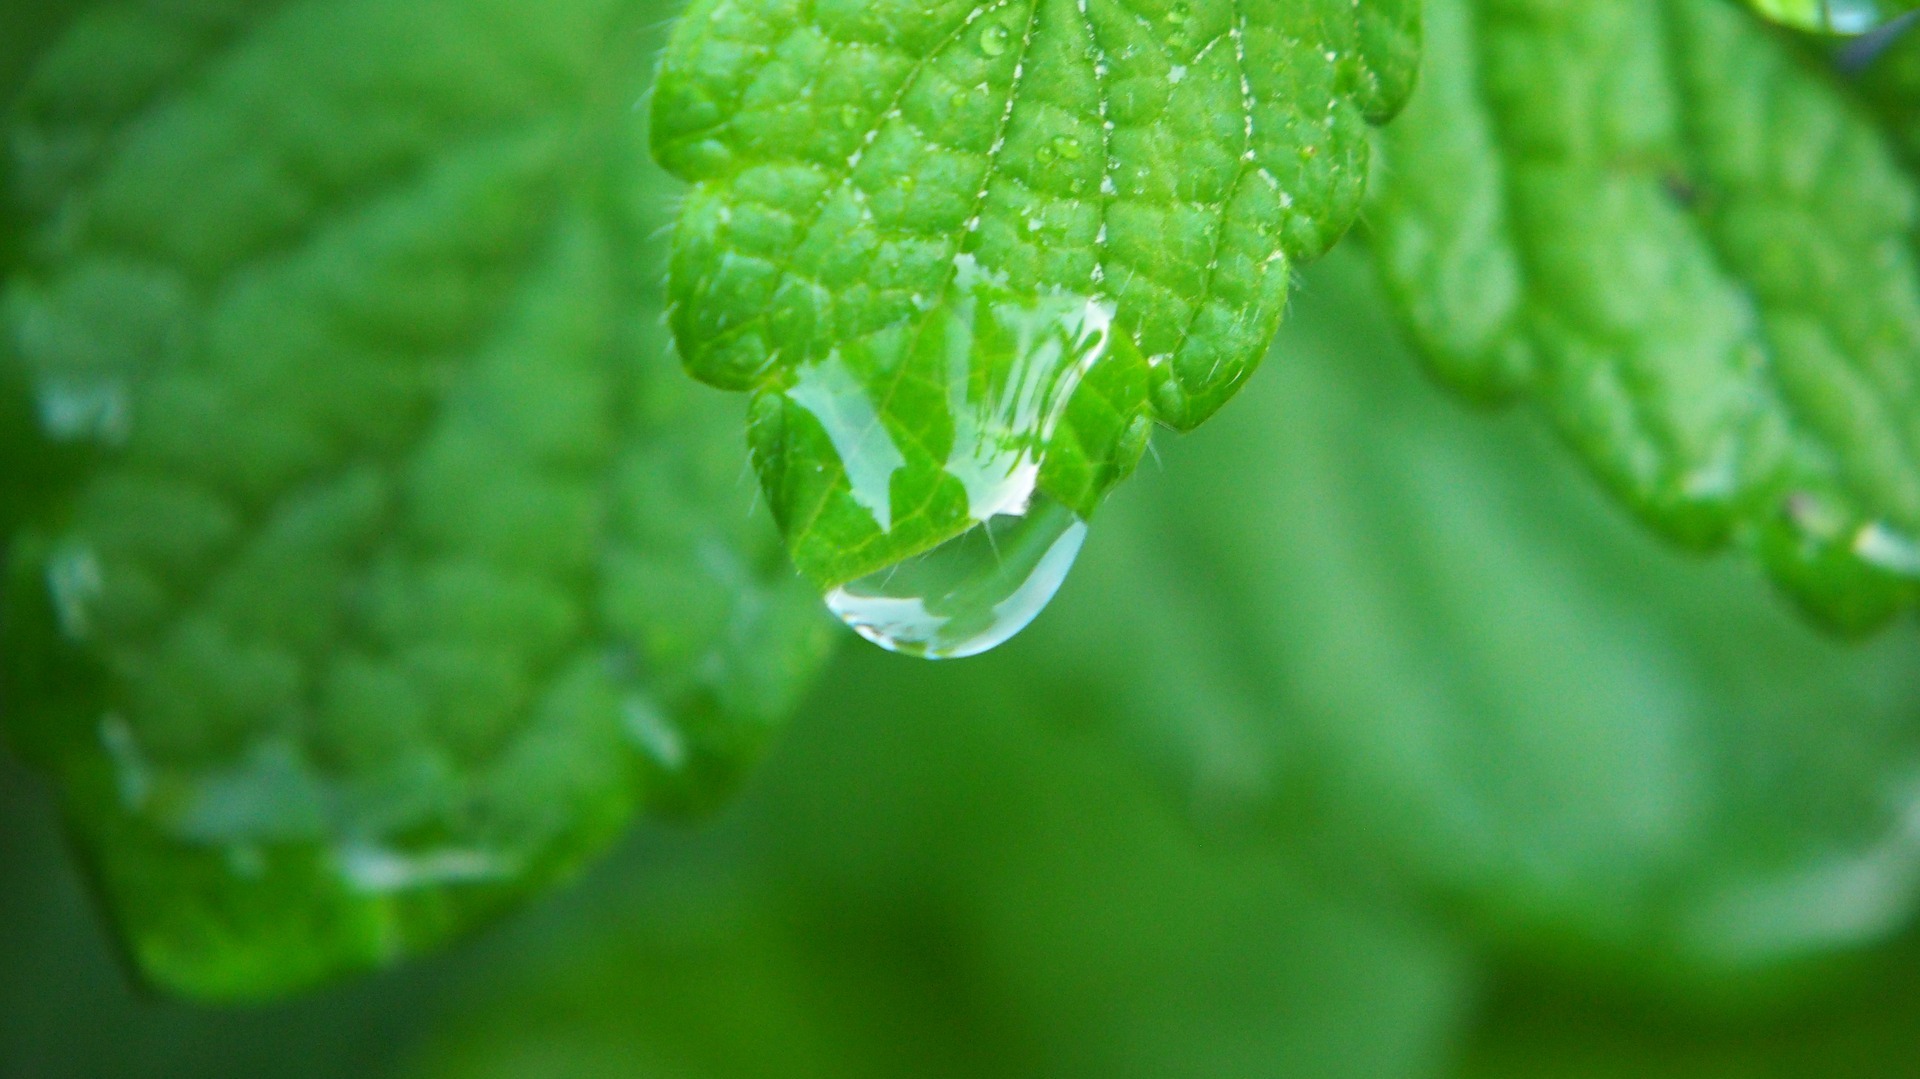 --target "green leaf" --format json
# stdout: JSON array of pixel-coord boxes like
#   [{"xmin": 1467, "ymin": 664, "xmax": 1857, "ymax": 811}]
[
  {"xmin": 1015, "ymin": 250, "xmax": 1920, "ymax": 998},
  {"xmin": 650, "ymin": 0, "xmax": 1421, "ymax": 588},
  {"xmin": 1370, "ymin": 0, "xmax": 1920, "ymax": 632},
  {"xmin": 0, "ymin": 0, "xmax": 834, "ymax": 1001}
]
